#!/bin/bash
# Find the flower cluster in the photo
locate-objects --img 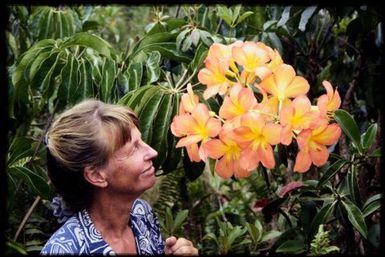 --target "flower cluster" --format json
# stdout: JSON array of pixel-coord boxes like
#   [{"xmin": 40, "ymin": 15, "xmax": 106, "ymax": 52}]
[{"xmin": 171, "ymin": 41, "xmax": 342, "ymax": 178}]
